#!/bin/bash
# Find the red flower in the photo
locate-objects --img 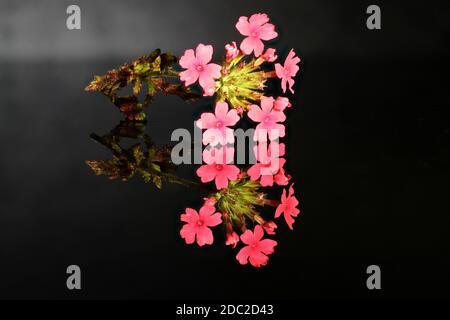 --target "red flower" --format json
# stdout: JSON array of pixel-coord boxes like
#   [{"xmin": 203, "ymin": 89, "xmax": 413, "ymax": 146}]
[
  {"xmin": 275, "ymin": 184, "xmax": 300, "ymax": 229},
  {"xmin": 180, "ymin": 205, "xmax": 222, "ymax": 246},
  {"xmin": 236, "ymin": 225, "xmax": 277, "ymax": 267}
]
